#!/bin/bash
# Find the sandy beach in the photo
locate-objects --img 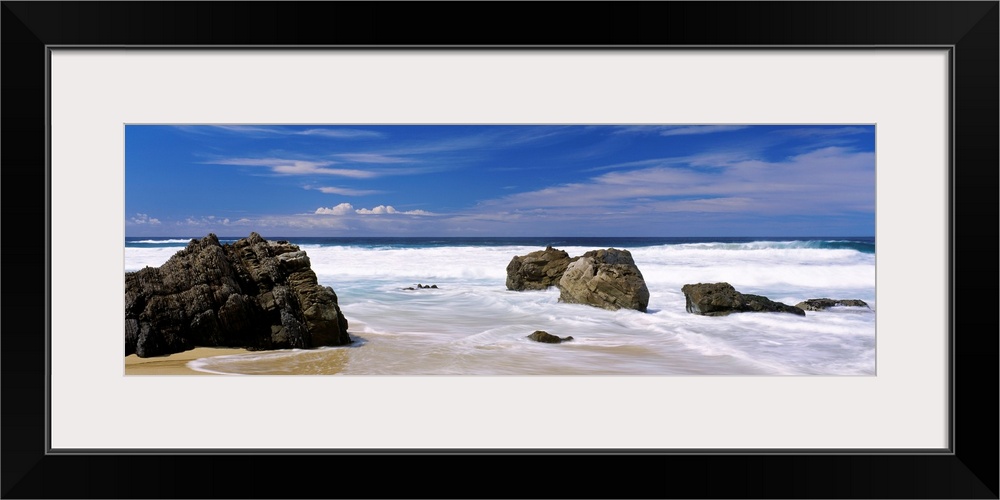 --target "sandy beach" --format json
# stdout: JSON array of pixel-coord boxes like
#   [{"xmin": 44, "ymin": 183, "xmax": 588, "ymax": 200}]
[{"xmin": 125, "ymin": 347, "xmax": 251, "ymax": 375}]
